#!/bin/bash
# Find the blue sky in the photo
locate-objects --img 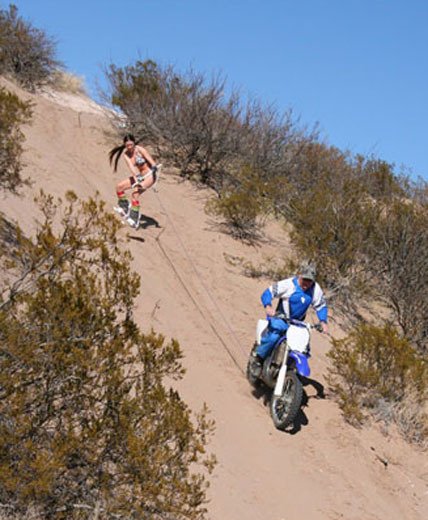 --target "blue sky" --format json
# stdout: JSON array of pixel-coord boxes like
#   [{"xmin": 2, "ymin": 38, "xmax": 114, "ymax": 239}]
[{"xmin": 7, "ymin": 0, "xmax": 428, "ymax": 180}]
